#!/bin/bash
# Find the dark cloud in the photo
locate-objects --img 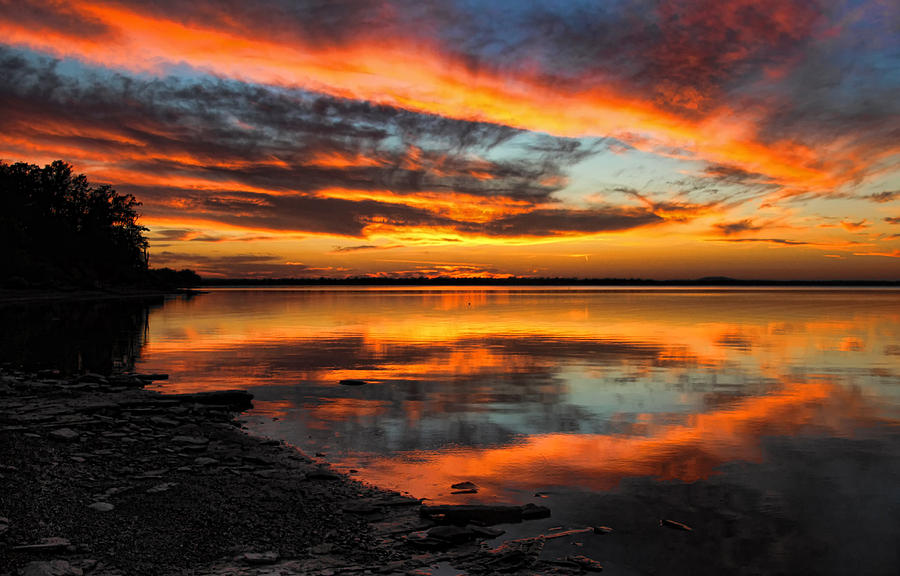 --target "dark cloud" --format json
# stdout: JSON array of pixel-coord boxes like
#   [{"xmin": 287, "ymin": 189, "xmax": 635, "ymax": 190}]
[
  {"xmin": 885, "ymin": 217, "xmax": 900, "ymax": 225},
  {"xmin": 714, "ymin": 219, "xmax": 763, "ymax": 236},
  {"xmin": 1, "ymin": 0, "xmax": 114, "ymax": 40},
  {"xmin": 866, "ymin": 191, "xmax": 899, "ymax": 203},
  {"xmin": 0, "ymin": 48, "xmax": 585, "ymax": 205},
  {"xmin": 715, "ymin": 238, "xmax": 810, "ymax": 245},
  {"xmin": 476, "ymin": 207, "xmax": 663, "ymax": 237},
  {"xmin": 332, "ymin": 244, "xmax": 401, "ymax": 253},
  {"xmin": 150, "ymin": 251, "xmax": 347, "ymax": 278}
]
